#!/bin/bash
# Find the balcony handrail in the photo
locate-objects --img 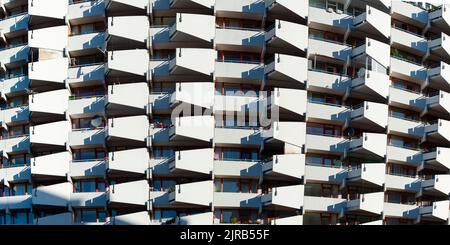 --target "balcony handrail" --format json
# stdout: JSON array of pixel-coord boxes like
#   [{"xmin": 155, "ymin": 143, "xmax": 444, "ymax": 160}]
[
  {"xmin": 0, "ymin": 104, "xmax": 29, "ymax": 110},
  {"xmin": 387, "ymin": 172, "xmax": 419, "ymax": 179},
  {"xmin": 389, "ymin": 113, "xmax": 422, "ymax": 123},
  {"xmin": 306, "ymin": 132, "xmax": 343, "ymax": 138},
  {"xmin": 309, "ymin": 35, "xmax": 353, "ymax": 47},
  {"xmin": 389, "ymin": 85, "xmax": 422, "ymax": 95},
  {"xmin": 215, "ymin": 158, "xmax": 261, "ymax": 163},
  {"xmin": 307, "ymin": 99, "xmax": 350, "ymax": 109},
  {"xmin": 215, "ymin": 125, "xmax": 261, "ymax": 130},
  {"xmin": 308, "ymin": 68, "xmax": 350, "ymax": 78},
  {"xmin": 0, "ymin": 12, "xmax": 28, "ymax": 21},
  {"xmin": 1, "ymin": 73, "xmax": 28, "ymax": 80},
  {"xmin": 69, "ymin": 62, "xmax": 105, "ymax": 69},
  {"xmin": 387, "ymin": 143, "xmax": 421, "ymax": 151},
  {"xmin": 0, "ymin": 43, "xmax": 28, "ymax": 52},
  {"xmin": 0, "ymin": 133, "xmax": 29, "ymax": 140},
  {"xmin": 216, "ymin": 25, "xmax": 264, "ymax": 32},
  {"xmin": 69, "ymin": 30, "xmax": 105, "ymax": 37},
  {"xmin": 391, "ymin": 55, "xmax": 423, "ymax": 67},
  {"xmin": 0, "ymin": 163, "xmax": 29, "ymax": 169},
  {"xmin": 69, "ymin": 94, "xmax": 105, "ymax": 100},
  {"xmin": 305, "ymin": 162, "xmax": 345, "ymax": 169},
  {"xmin": 72, "ymin": 127, "xmax": 105, "ymax": 132},
  {"xmin": 69, "ymin": 0, "xmax": 99, "ymax": 4},
  {"xmin": 216, "ymin": 59, "xmax": 262, "ymax": 65},
  {"xmin": 71, "ymin": 158, "xmax": 107, "ymax": 163},
  {"xmin": 392, "ymin": 25, "xmax": 427, "ymax": 39},
  {"xmin": 149, "ymin": 58, "xmax": 171, "ymax": 62}
]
